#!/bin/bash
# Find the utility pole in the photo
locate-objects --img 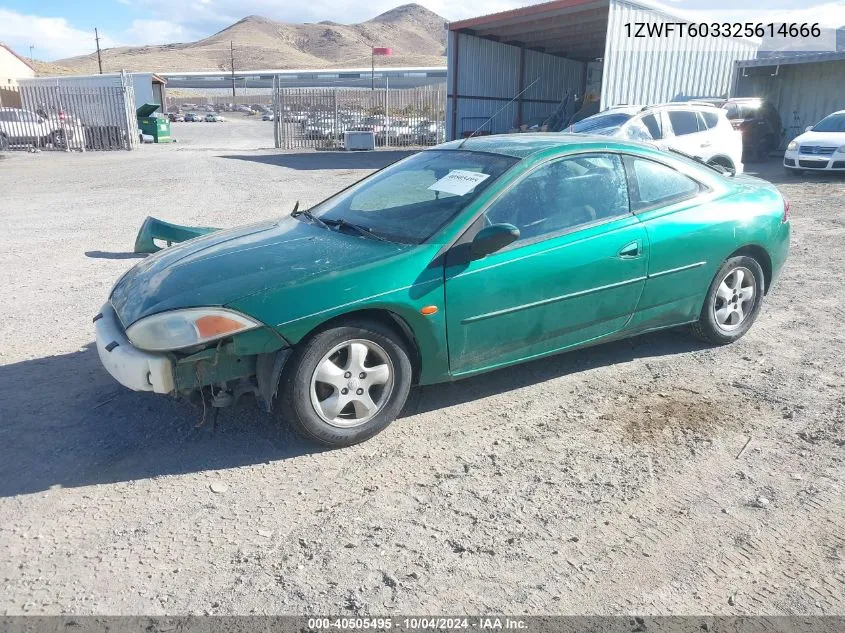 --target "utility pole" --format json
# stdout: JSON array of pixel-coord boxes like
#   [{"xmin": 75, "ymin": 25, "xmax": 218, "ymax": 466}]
[
  {"xmin": 94, "ymin": 28, "xmax": 103, "ymax": 74},
  {"xmin": 230, "ymin": 41, "xmax": 236, "ymax": 99},
  {"xmin": 29, "ymin": 45, "xmax": 35, "ymax": 66}
]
